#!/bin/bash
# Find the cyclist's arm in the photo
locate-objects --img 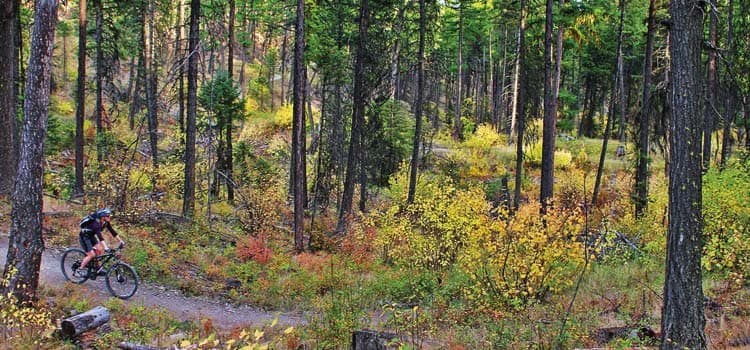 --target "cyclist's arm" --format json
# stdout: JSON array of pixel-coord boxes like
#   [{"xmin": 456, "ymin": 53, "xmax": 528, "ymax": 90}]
[
  {"xmin": 104, "ymin": 221, "xmax": 125, "ymax": 245},
  {"xmin": 93, "ymin": 222, "xmax": 109, "ymax": 250}
]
